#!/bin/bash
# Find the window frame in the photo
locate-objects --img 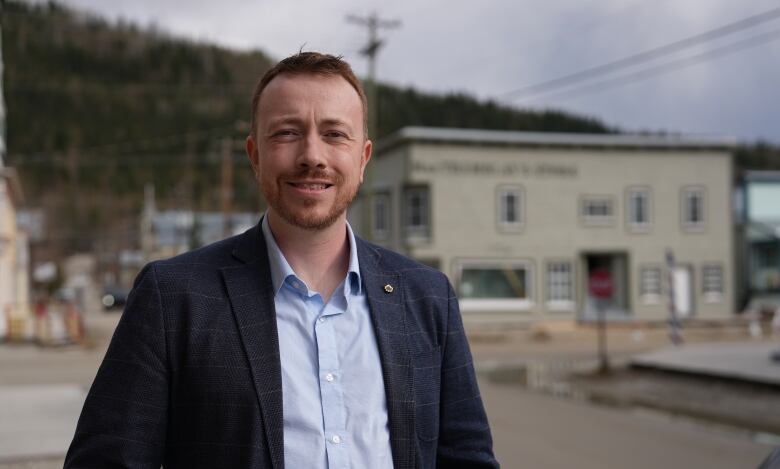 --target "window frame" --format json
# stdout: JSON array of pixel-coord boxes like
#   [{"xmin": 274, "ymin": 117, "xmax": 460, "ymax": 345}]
[
  {"xmin": 680, "ymin": 186, "xmax": 707, "ymax": 232},
  {"xmin": 626, "ymin": 186, "xmax": 652, "ymax": 232},
  {"xmin": 496, "ymin": 185, "xmax": 525, "ymax": 232},
  {"xmin": 639, "ymin": 264, "xmax": 663, "ymax": 305},
  {"xmin": 545, "ymin": 260, "xmax": 575, "ymax": 311},
  {"xmin": 701, "ymin": 263, "xmax": 724, "ymax": 303},
  {"xmin": 403, "ymin": 185, "xmax": 431, "ymax": 240},
  {"xmin": 455, "ymin": 259, "xmax": 535, "ymax": 312},
  {"xmin": 372, "ymin": 190, "xmax": 391, "ymax": 241},
  {"xmin": 580, "ymin": 195, "xmax": 615, "ymax": 226}
]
